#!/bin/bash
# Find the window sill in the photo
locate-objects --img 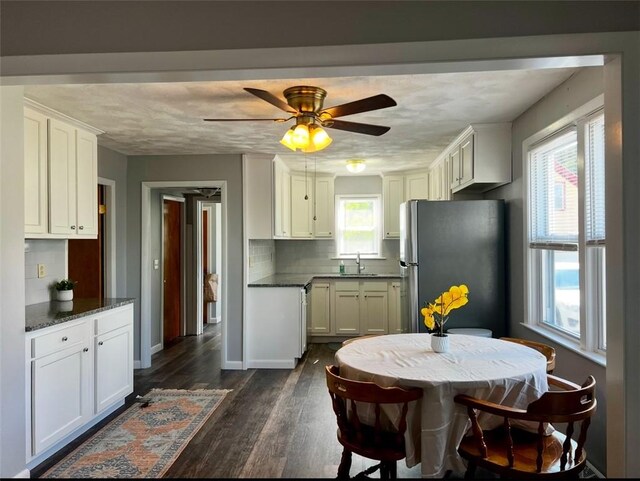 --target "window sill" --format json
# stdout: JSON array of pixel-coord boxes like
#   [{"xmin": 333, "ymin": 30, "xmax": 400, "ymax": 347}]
[{"xmin": 520, "ymin": 323, "xmax": 606, "ymax": 368}]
